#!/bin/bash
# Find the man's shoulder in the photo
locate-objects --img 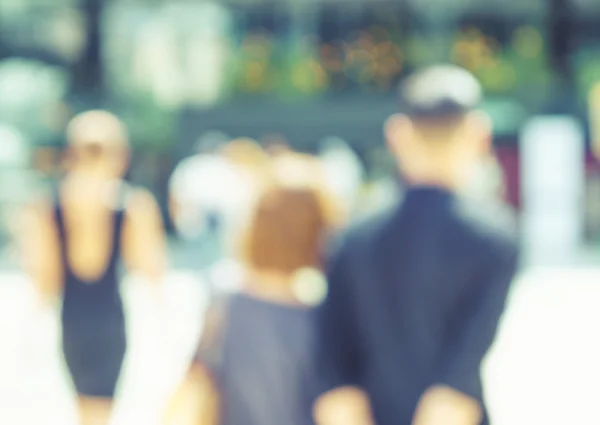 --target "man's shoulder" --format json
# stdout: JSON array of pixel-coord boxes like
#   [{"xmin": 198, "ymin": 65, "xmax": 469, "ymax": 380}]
[
  {"xmin": 331, "ymin": 205, "xmax": 396, "ymax": 260},
  {"xmin": 453, "ymin": 199, "xmax": 519, "ymax": 258}
]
